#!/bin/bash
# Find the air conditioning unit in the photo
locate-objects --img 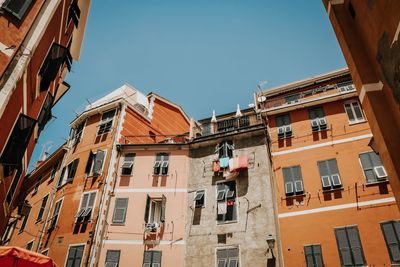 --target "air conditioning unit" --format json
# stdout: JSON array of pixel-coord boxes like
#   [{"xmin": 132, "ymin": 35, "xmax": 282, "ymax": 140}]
[
  {"xmin": 374, "ymin": 166, "xmax": 388, "ymax": 180},
  {"xmin": 145, "ymin": 222, "xmax": 160, "ymax": 232}
]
